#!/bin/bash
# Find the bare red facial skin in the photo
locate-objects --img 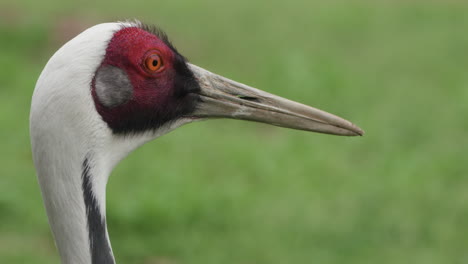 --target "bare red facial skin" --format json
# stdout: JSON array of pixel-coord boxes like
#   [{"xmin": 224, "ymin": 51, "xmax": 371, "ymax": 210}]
[{"xmin": 92, "ymin": 26, "xmax": 200, "ymax": 134}]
